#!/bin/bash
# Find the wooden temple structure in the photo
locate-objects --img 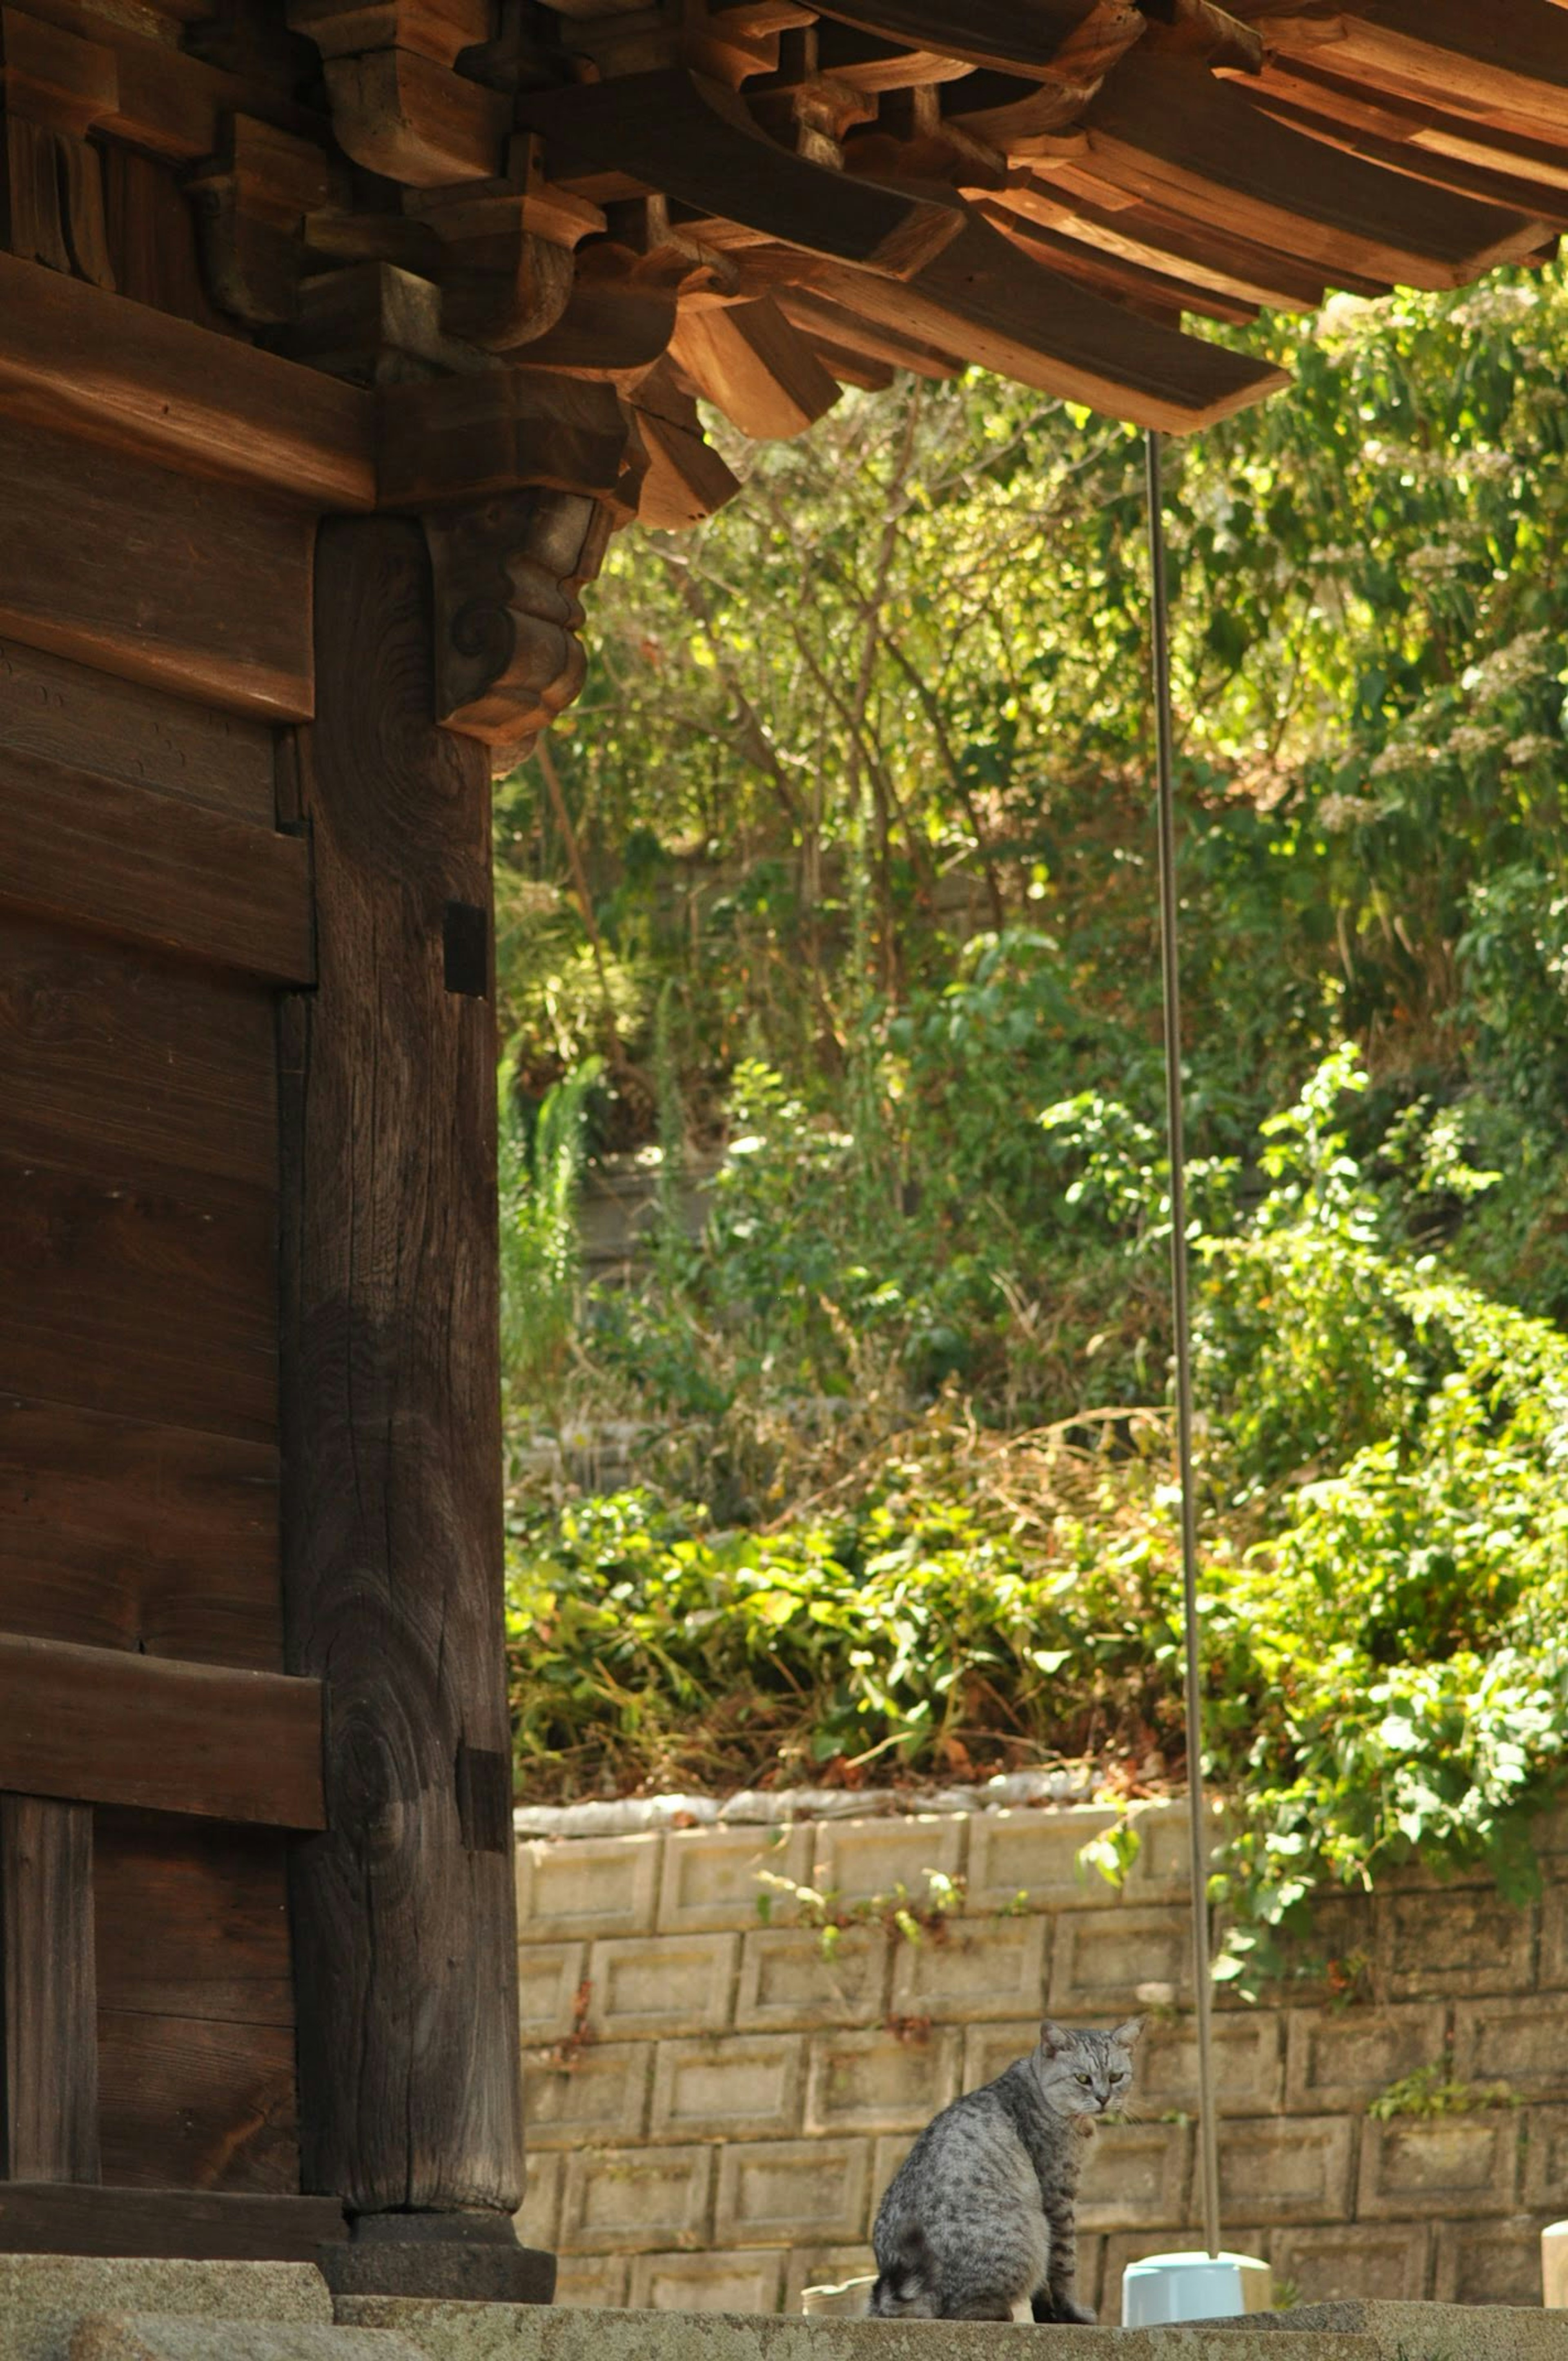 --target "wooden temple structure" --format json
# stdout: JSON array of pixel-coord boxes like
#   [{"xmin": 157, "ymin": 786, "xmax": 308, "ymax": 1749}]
[{"xmin": 1, "ymin": 0, "xmax": 1567, "ymax": 2307}]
